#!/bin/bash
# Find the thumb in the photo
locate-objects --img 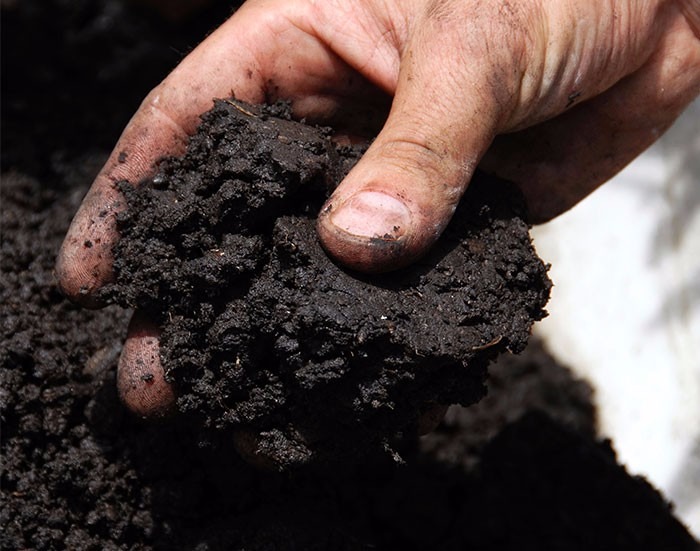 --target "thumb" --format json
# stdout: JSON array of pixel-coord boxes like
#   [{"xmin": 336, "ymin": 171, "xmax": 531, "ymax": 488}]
[{"xmin": 317, "ymin": 16, "xmax": 515, "ymax": 273}]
